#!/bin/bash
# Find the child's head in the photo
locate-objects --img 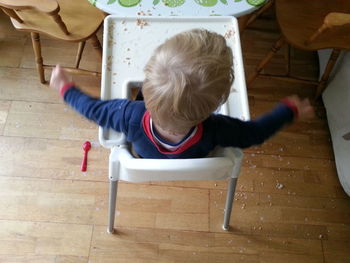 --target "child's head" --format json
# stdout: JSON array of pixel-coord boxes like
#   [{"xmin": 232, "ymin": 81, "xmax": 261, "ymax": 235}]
[{"xmin": 143, "ymin": 29, "xmax": 234, "ymax": 134}]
